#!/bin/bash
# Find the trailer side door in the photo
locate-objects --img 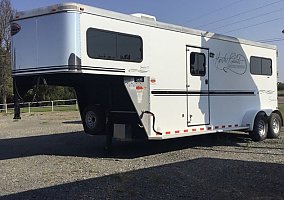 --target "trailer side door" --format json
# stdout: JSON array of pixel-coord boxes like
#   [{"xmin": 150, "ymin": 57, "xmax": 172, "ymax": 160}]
[{"xmin": 186, "ymin": 46, "xmax": 210, "ymax": 126}]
